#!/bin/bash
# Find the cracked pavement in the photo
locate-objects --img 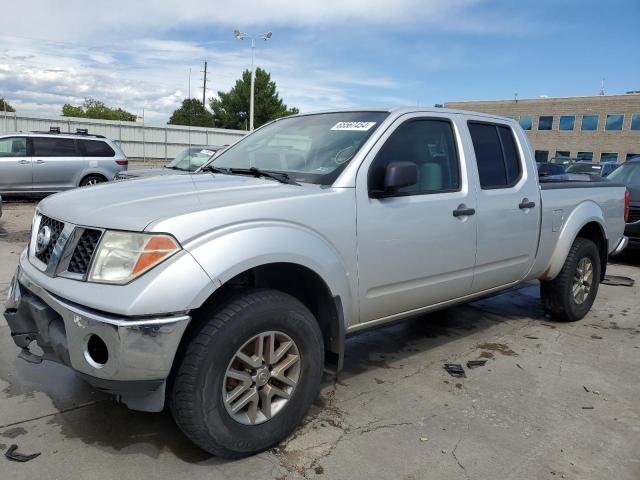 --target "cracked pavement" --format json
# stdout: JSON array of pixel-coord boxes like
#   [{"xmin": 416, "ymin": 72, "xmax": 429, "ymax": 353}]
[{"xmin": 1, "ymin": 199, "xmax": 639, "ymax": 479}]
